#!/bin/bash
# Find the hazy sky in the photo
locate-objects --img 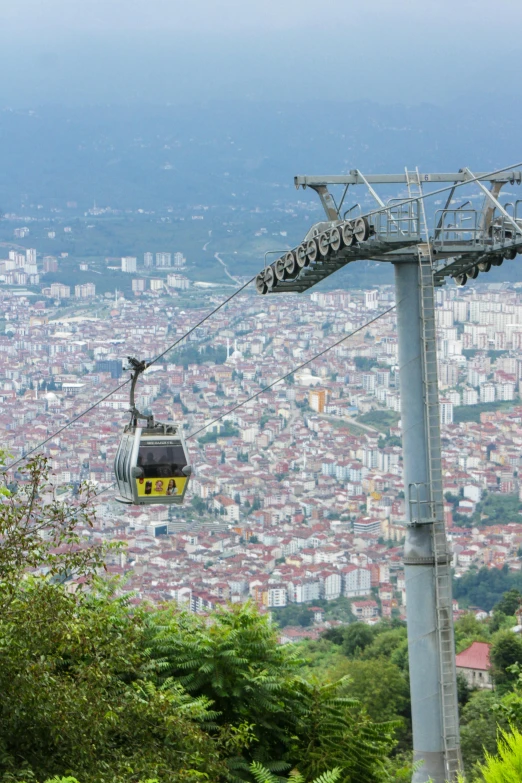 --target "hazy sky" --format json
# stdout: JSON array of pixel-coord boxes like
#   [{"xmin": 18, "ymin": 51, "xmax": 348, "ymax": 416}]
[{"xmin": 1, "ymin": 0, "xmax": 521, "ymax": 106}]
